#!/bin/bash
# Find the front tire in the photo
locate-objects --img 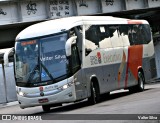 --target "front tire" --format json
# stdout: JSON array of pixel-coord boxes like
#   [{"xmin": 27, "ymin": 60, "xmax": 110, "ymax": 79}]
[
  {"xmin": 42, "ymin": 105, "xmax": 50, "ymax": 112},
  {"xmin": 88, "ymin": 82, "xmax": 100, "ymax": 105}
]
